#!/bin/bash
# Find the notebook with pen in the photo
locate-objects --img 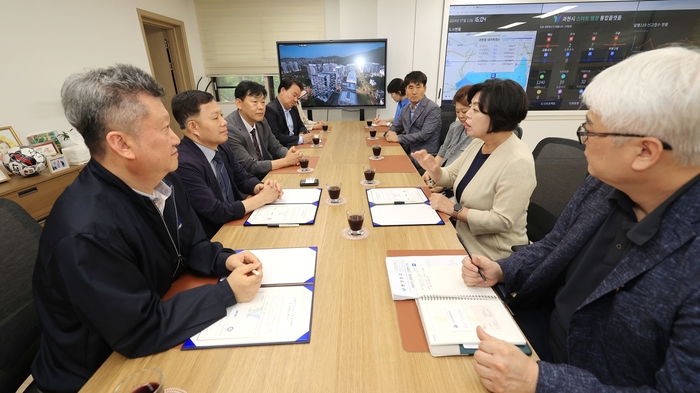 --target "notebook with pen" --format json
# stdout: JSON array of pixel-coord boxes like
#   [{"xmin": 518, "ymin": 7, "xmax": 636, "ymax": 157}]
[
  {"xmin": 182, "ymin": 247, "xmax": 317, "ymax": 350},
  {"xmin": 386, "ymin": 253, "xmax": 527, "ymax": 356},
  {"xmin": 244, "ymin": 188, "xmax": 321, "ymax": 226},
  {"xmin": 366, "ymin": 188, "xmax": 444, "ymax": 226}
]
